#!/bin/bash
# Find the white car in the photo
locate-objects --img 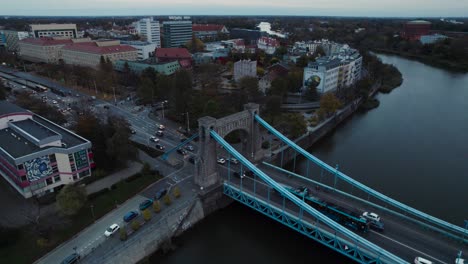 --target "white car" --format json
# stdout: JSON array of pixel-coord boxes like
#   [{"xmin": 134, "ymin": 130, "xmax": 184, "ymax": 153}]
[
  {"xmin": 104, "ymin": 223, "xmax": 120, "ymax": 237},
  {"xmin": 158, "ymin": 124, "xmax": 165, "ymax": 130},
  {"xmin": 217, "ymin": 158, "xmax": 226, "ymax": 164},
  {"xmin": 230, "ymin": 158, "xmax": 239, "ymax": 164},
  {"xmin": 362, "ymin": 212, "xmax": 381, "ymax": 222},
  {"xmin": 150, "ymin": 136, "xmax": 160, "ymax": 143},
  {"xmin": 52, "ymin": 100, "xmax": 58, "ymax": 104},
  {"xmin": 414, "ymin": 257, "xmax": 433, "ymax": 264},
  {"xmin": 455, "ymin": 258, "xmax": 465, "ymax": 264}
]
